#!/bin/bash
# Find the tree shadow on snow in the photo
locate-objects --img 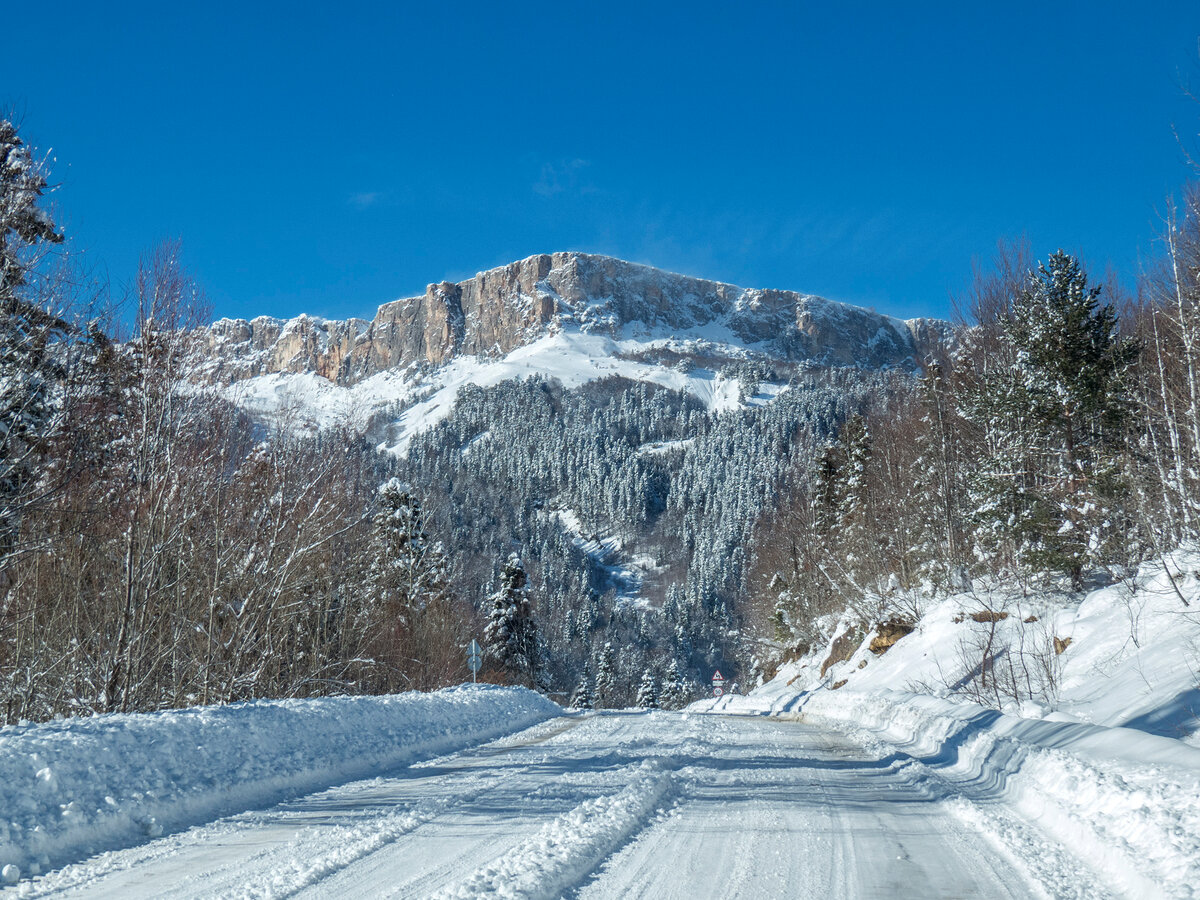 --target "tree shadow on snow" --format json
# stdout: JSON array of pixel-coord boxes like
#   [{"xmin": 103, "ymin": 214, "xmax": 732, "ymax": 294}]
[{"xmin": 1120, "ymin": 687, "xmax": 1200, "ymax": 740}]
